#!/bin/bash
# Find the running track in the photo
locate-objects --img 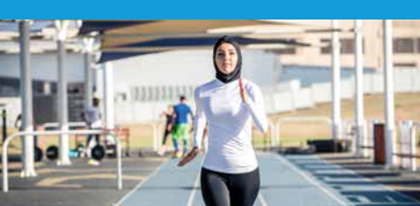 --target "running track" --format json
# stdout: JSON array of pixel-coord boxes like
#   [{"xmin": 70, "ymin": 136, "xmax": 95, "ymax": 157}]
[{"xmin": 115, "ymin": 153, "xmax": 420, "ymax": 206}]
